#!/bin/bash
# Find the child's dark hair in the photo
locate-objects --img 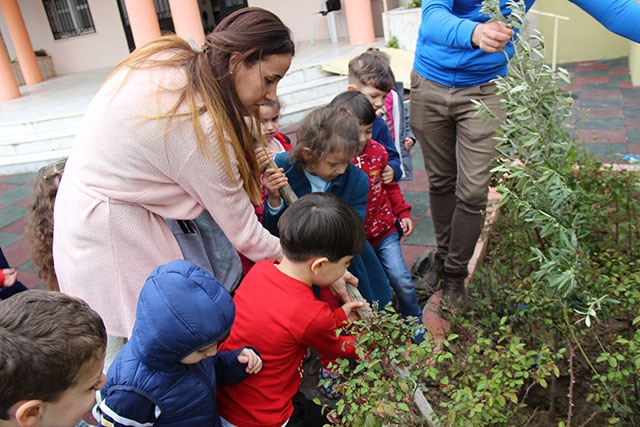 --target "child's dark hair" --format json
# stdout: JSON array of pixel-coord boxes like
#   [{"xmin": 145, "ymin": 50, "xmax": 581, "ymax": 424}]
[
  {"xmin": 24, "ymin": 159, "xmax": 66, "ymax": 291},
  {"xmin": 278, "ymin": 193, "xmax": 365, "ymax": 262},
  {"xmin": 289, "ymin": 105, "xmax": 360, "ymax": 169},
  {"xmin": 329, "ymin": 91, "xmax": 376, "ymax": 126},
  {"xmin": 347, "ymin": 47, "xmax": 395, "ymax": 93},
  {"xmin": 0, "ymin": 290, "xmax": 107, "ymax": 419}
]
